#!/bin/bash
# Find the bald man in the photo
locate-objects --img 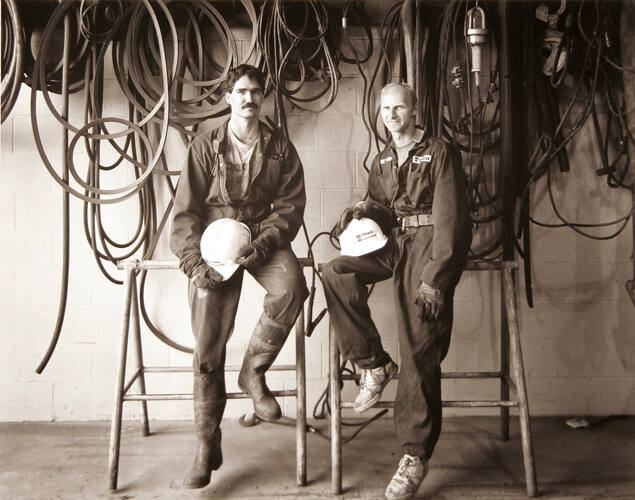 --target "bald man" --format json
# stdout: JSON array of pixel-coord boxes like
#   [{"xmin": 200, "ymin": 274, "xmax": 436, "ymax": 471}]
[{"xmin": 322, "ymin": 83, "xmax": 472, "ymax": 499}]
